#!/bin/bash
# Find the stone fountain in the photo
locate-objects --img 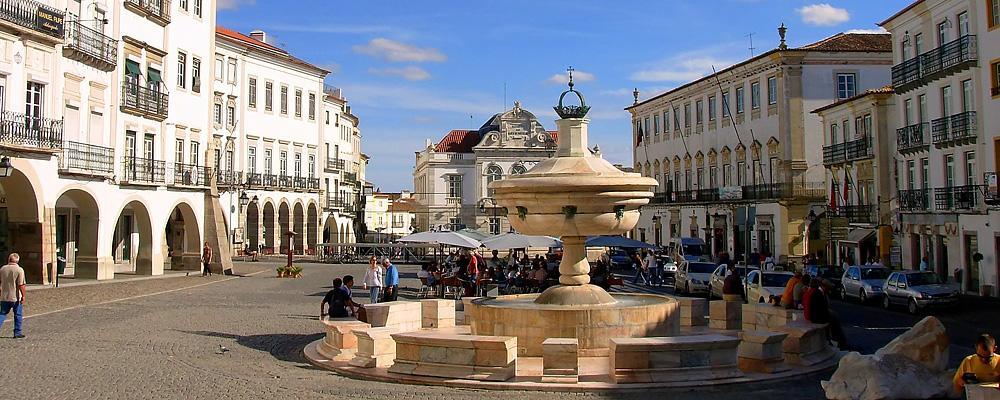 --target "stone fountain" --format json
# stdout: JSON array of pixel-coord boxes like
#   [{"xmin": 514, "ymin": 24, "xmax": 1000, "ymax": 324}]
[{"xmin": 468, "ymin": 74, "xmax": 678, "ymax": 356}]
